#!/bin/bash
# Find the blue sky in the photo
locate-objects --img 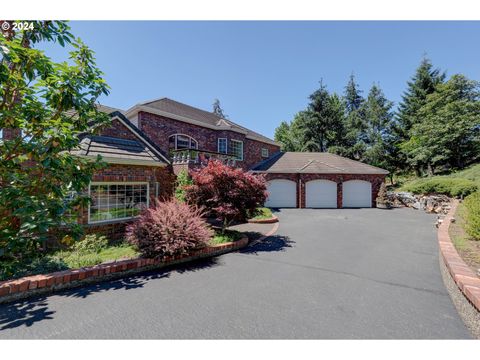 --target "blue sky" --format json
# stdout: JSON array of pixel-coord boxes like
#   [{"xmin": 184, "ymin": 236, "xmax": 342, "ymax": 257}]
[{"xmin": 42, "ymin": 21, "xmax": 480, "ymax": 139}]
